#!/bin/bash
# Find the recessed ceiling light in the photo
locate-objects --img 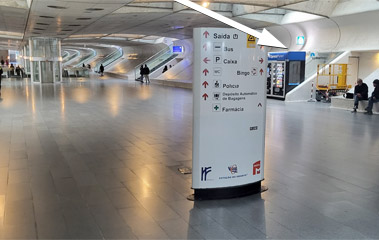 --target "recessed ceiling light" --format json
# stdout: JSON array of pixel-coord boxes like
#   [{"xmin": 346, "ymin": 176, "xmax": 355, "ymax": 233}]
[
  {"xmin": 33, "ymin": 28, "xmax": 45, "ymax": 30},
  {"xmin": 47, "ymin": 5, "xmax": 67, "ymax": 9},
  {"xmin": 85, "ymin": 8, "xmax": 104, "ymax": 11},
  {"xmin": 76, "ymin": 18, "xmax": 91, "ymax": 20},
  {"xmin": 36, "ymin": 23, "xmax": 49, "ymax": 26},
  {"xmin": 202, "ymin": 2, "xmax": 210, "ymax": 8},
  {"xmin": 40, "ymin": 16, "xmax": 54, "ymax": 19},
  {"xmin": 68, "ymin": 24, "xmax": 81, "ymax": 27}
]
